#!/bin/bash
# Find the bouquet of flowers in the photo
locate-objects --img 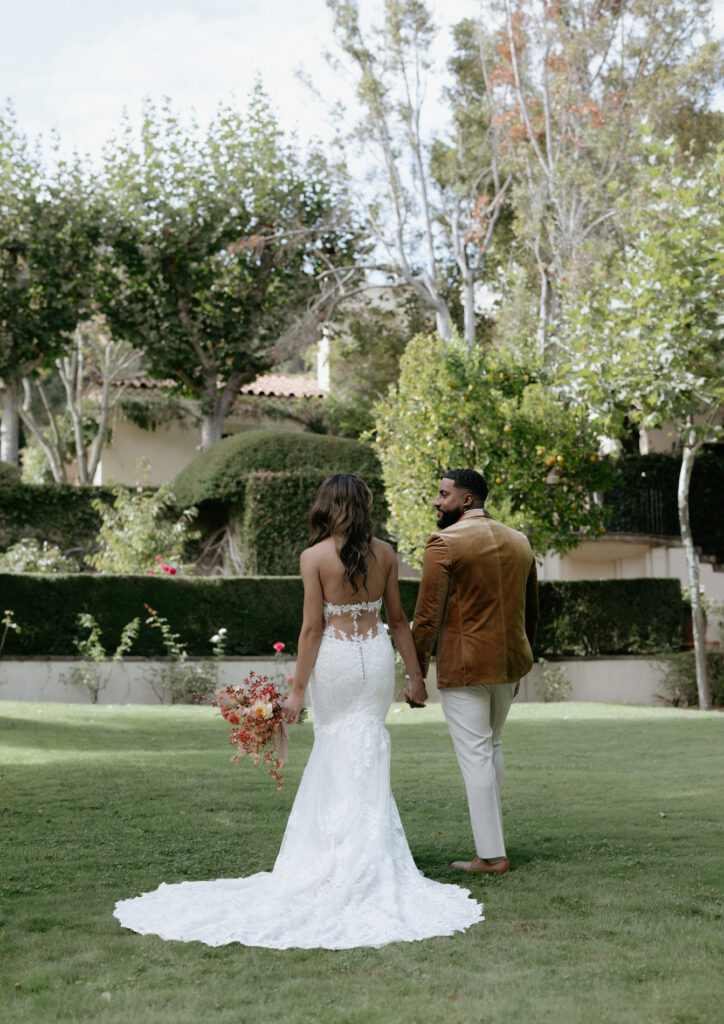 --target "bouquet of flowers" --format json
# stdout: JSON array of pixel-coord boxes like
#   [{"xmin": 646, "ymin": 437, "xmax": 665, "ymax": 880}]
[{"xmin": 211, "ymin": 672, "xmax": 305, "ymax": 788}]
